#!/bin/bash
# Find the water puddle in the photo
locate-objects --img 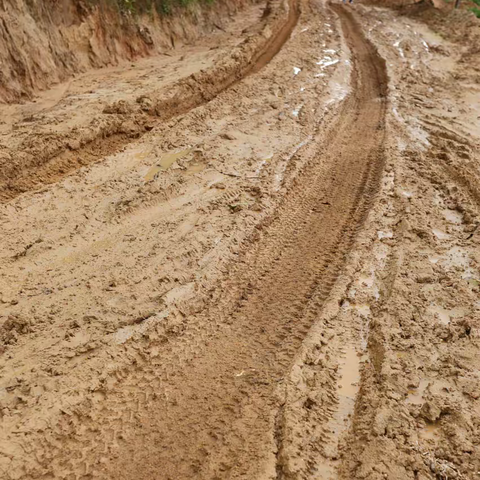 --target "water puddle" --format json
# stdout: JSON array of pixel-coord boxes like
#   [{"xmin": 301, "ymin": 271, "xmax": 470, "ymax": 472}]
[
  {"xmin": 355, "ymin": 304, "xmax": 371, "ymax": 318},
  {"xmin": 338, "ymin": 346, "xmax": 361, "ymax": 400},
  {"xmin": 359, "ymin": 274, "xmax": 374, "ymax": 288},
  {"xmin": 407, "ymin": 378, "xmax": 430, "ymax": 405},
  {"xmin": 134, "ymin": 149, "xmax": 153, "ymax": 160},
  {"xmin": 441, "ymin": 247, "xmax": 474, "ymax": 280},
  {"xmin": 407, "ymin": 122, "xmax": 430, "ymax": 150},
  {"xmin": 392, "ymin": 107, "xmax": 402, "ymax": 122},
  {"xmin": 144, "ymin": 148, "xmax": 192, "ymax": 181},
  {"xmin": 325, "ymin": 82, "xmax": 349, "ymax": 106},
  {"xmin": 432, "ymin": 228, "xmax": 449, "ymax": 240},
  {"xmin": 421, "ymin": 422, "xmax": 440, "ymax": 442},
  {"xmin": 316, "ymin": 57, "xmax": 339, "ymax": 69},
  {"xmin": 315, "ymin": 344, "xmax": 362, "ymax": 477},
  {"xmin": 443, "ymin": 209, "xmax": 463, "ymax": 225},
  {"xmin": 313, "ymin": 464, "xmax": 336, "ymax": 480},
  {"xmin": 377, "ymin": 230, "xmax": 393, "ymax": 240},
  {"xmin": 341, "ymin": 299, "xmax": 372, "ymax": 318},
  {"xmin": 428, "ymin": 304, "xmax": 467, "ymax": 325}
]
